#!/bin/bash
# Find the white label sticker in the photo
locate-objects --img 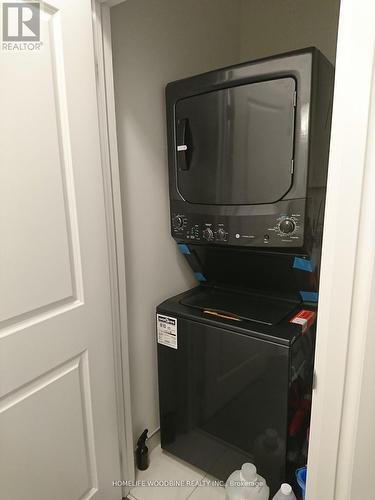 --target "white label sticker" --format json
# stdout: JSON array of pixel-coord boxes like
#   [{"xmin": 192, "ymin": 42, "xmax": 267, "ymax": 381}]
[{"xmin": 157, "ymin": 314, "xmax": 177, "ymax": 349}]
